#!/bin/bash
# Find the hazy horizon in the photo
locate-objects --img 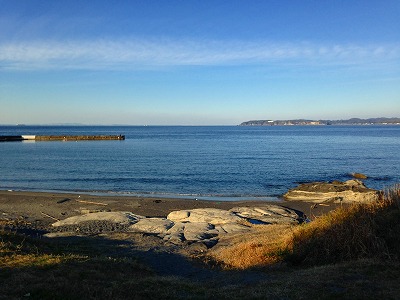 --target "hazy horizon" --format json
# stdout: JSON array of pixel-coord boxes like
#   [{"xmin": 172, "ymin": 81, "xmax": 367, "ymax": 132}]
[{"xmin": 1, "ymin": 116, "xmax": 399, "ymax": 127}]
